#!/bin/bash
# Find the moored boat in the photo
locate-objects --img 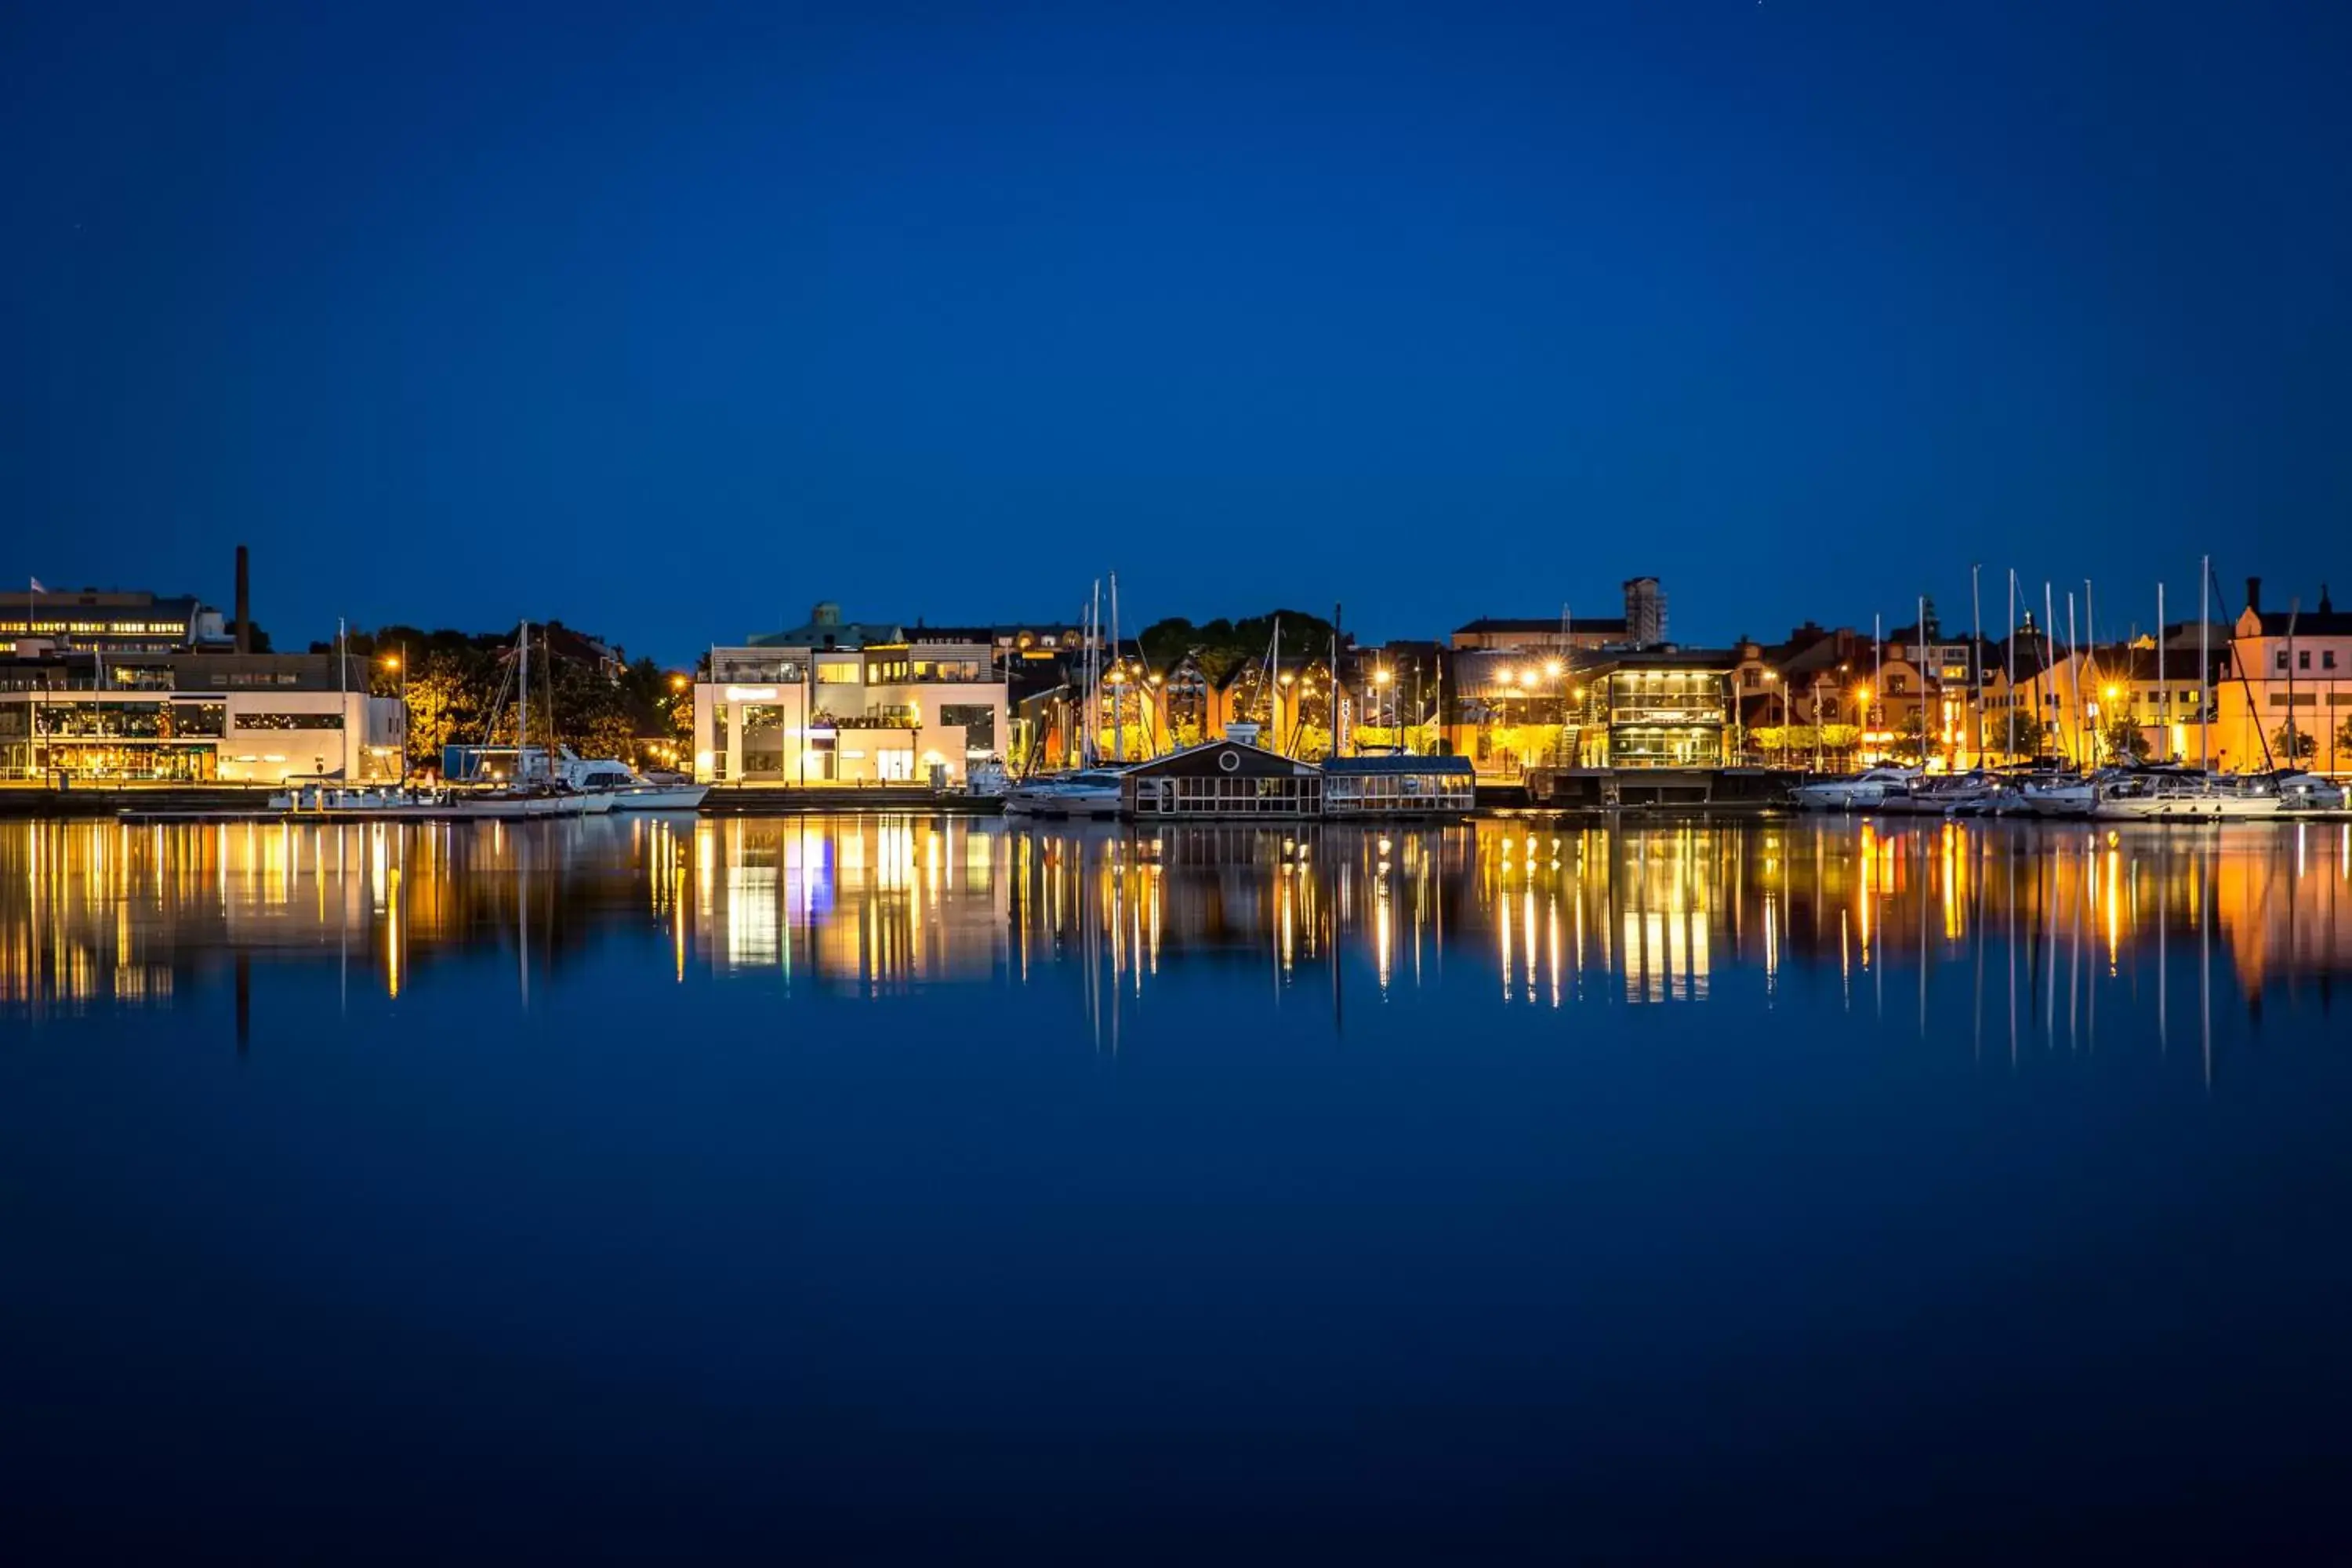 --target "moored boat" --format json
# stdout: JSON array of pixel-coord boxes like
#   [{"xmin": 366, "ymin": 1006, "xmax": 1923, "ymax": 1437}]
[
  {"xmin": 1790, "ymin": 766, "xmax": 1921, "ymax": 811},
  {"xmin": 2089, "ymin": 772, "xmax": 2283, "ymax": 821},
  {"xmin": 1004, "ymin": 768, "xmax": 1126, "ymax": 818}
]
